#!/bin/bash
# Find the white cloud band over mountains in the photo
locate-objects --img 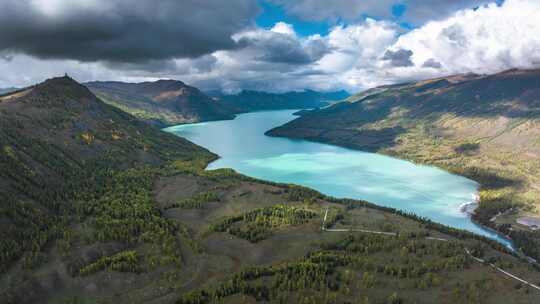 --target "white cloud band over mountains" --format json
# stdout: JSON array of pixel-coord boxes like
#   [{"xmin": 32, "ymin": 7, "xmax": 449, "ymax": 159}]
[{"xmin": 0, "ymin": 0, "xmax": 539, "ymax": 93}]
